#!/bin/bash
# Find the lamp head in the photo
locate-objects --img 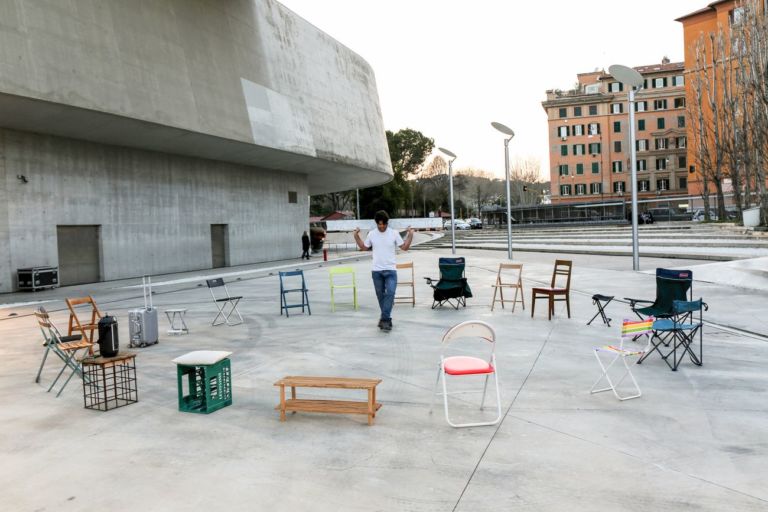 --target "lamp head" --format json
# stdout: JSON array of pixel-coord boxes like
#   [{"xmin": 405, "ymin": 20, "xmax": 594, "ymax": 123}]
[
  {"xmin": 608, "ymin": 64, "xmax": 644, "ymax": 89},
  {"xmin": 491, "ymin": 122, "xmax": 515, "ymax": 138},
  {"xmin": 438, "ymin": 147, "xmax": 457, "ymax": 160}
]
